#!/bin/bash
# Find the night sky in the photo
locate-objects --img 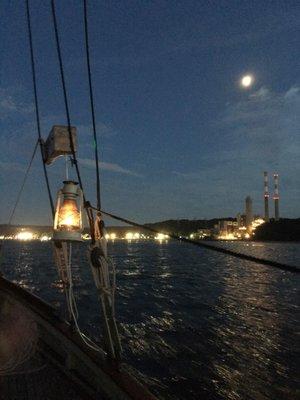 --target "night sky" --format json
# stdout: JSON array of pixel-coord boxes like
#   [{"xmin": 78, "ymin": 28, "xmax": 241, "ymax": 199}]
[{"xmin": 1, "ymin": 0, "xmax": 299, "ymax": 225}]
